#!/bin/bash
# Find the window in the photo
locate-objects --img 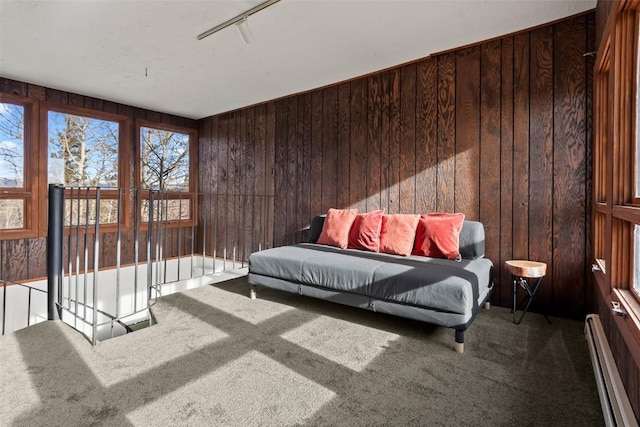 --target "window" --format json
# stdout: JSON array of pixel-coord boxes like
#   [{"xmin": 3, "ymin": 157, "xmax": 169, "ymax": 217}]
[
  {"xmin": 0, "ymin": 94, "xmax": 38, "ymax": 237},
  {"xmin": 0, "ymin": 97, "xmax": 196, "ymax": 240},
  {"xmin": 46, "ymin": 106, "xmax": 130, "ymax": 227},
  {"xmin": 594, "ymin": 49, "xmax": 610, "ymax": 273},
  {"xmin": 48, "ymin": 110, "xmax": 119, "ymax": 187},
  {"xmin": 593, "ymin": 1, "xmax": 640, "ymax": 321},
  {"xmin": 0, "ymin": 102, "xmax": 25, "ymax": 229},
  {"xmin": 140, "ymin": 126, "xmax": 190, "ymax": 191},
  {"xmin": 137, "ymin": 122, "xmax": 196, "ymax": 223}
]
